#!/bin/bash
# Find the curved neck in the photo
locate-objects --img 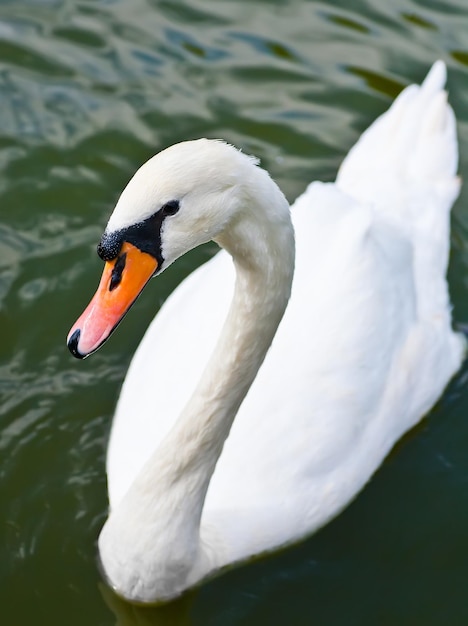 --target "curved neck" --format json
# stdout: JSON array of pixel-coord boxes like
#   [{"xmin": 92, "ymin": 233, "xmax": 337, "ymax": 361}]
[{"xmin": 99, "ymin": 186, "xmax": 295, "ymax": 602}]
